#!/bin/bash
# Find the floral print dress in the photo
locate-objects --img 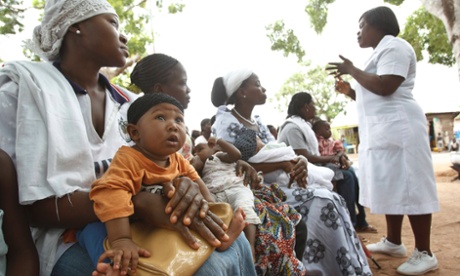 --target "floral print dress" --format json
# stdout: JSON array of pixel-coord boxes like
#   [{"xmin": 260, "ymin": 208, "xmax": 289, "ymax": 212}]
[{"xmin": 212, "ymin": 106, "xmax": 372, "ymax": 276}]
